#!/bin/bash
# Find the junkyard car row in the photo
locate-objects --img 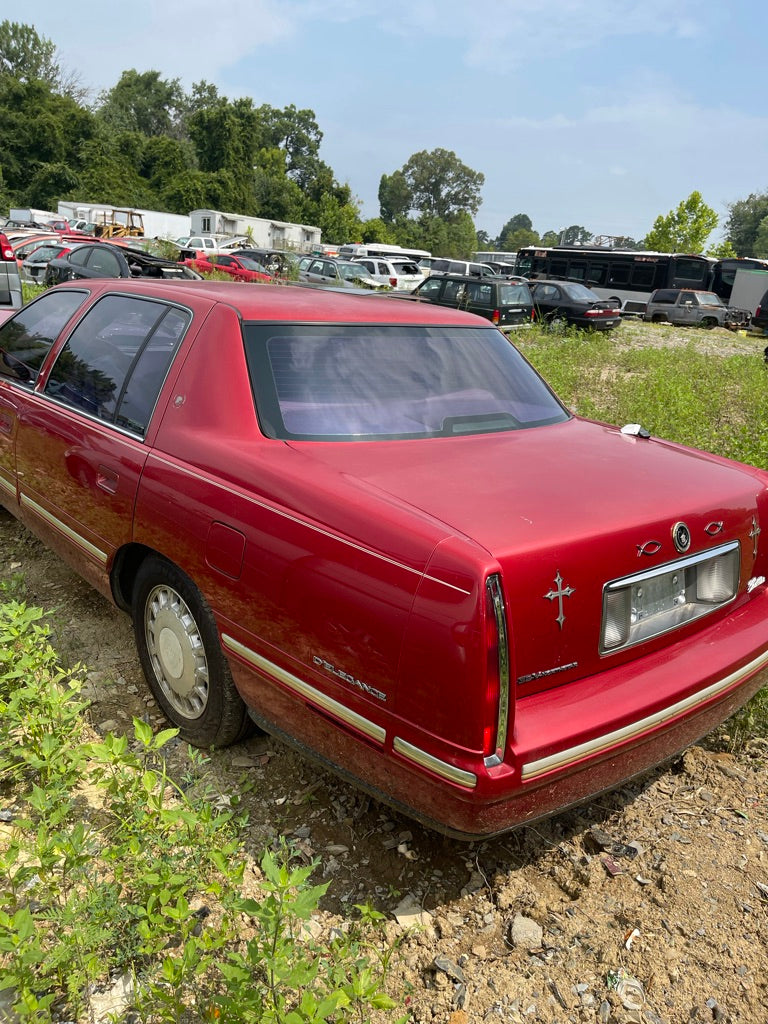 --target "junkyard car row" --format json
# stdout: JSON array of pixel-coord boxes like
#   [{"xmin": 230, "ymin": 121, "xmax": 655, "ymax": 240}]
[{"xmin": 1, "ymin": 276, "xmax": 768, "ymax": 837}]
